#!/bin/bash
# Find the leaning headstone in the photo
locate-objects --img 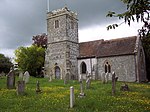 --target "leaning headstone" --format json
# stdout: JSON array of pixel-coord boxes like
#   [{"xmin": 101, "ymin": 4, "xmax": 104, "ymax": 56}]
[
  {"xmin": 16, "ymin": 81, "xmax": 25, "ymax": 95},
  {"xmin": 7, "ymin": 69, "xmax": 15, "ymax": 89},
  {"xmin": 23, "ymin": 71, "xmax": 30, "ymax": 83},
  {"xmin": 86, "ymin": 73, "xmax": 91, "ymax": 89},
  {"xmin": 70, "ymin": 86, "xmax": 74, "ymax": 108},
  {"xmin": 112, "ymin": 72, "xmax": 118, "ymax": 96},
  {"xmin": 101, "ymin": 72, "xmax": 106, "ymax": 83},
  {"xmin": 36, "ymin": 81, "xmax": 41, "ymax": 94}
]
